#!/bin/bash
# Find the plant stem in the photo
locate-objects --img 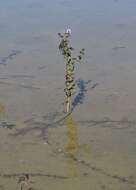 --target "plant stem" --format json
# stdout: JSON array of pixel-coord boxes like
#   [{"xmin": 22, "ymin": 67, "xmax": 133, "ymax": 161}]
[{"xmin": 66, "ymin": 97, "xmax": 71, "ymax": 113}]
